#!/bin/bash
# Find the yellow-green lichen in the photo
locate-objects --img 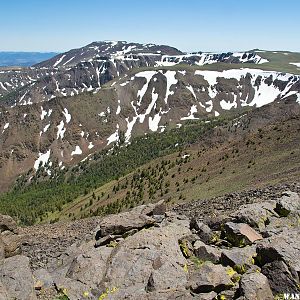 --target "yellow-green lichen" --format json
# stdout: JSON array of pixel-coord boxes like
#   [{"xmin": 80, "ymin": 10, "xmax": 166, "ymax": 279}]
[
  {"xmin": 98, "ymin": 287, "xmax": 118, "ymax": 300},
  {"xmin": 179, "ymin": 241, "xmax": 190, "ymax": 258}
]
